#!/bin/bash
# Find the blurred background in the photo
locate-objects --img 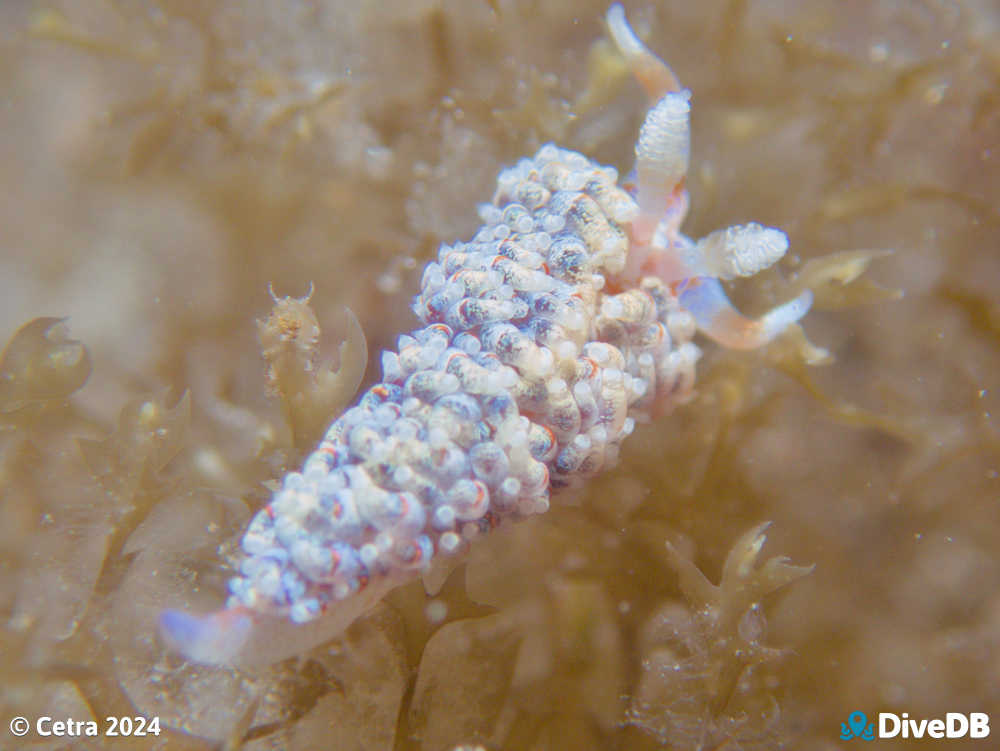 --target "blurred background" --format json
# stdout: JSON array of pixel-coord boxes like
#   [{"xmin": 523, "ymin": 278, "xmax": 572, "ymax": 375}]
[{"xmin": 0, "ymin": 1, "xmax": 997, "ymax": 749}]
